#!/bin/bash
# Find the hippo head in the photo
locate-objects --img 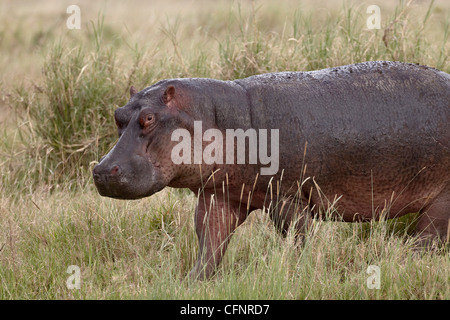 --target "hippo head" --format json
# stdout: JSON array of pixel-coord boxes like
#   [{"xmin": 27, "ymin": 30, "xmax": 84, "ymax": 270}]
[{"xmin": 93, "ymin": 82, "xmax": 213, "ymax": 199}]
